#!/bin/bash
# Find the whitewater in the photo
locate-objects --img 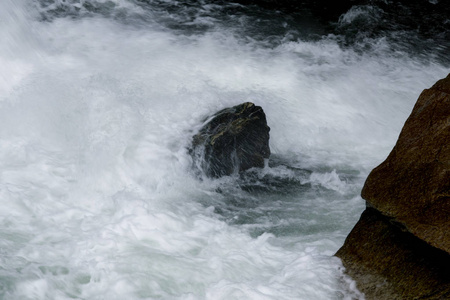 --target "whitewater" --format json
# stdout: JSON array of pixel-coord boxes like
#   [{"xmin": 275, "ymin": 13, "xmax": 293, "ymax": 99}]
[{"xmin": 0, "ymin": 0, "xmax": 448, "ymax": 299}]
